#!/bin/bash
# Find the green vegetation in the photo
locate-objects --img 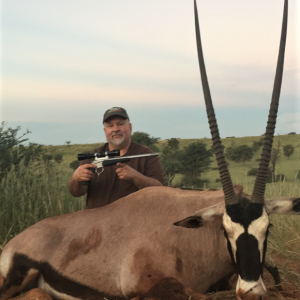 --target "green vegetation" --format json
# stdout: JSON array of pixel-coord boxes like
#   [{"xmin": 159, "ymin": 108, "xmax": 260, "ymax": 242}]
[
  {"xmin": 0, "ymin": 124, "xmax": 299, "ymax": 298},
  {"xmin": 226, "ymin": 145, "xmax": 254, "ymax": 164},
  {"xmin": 131, "ymin": 131, "xmax": 160, "ymax": 152},
  {"xmin": 283, "ymin": 144, "xmax": 295, "ymax": 159}
]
